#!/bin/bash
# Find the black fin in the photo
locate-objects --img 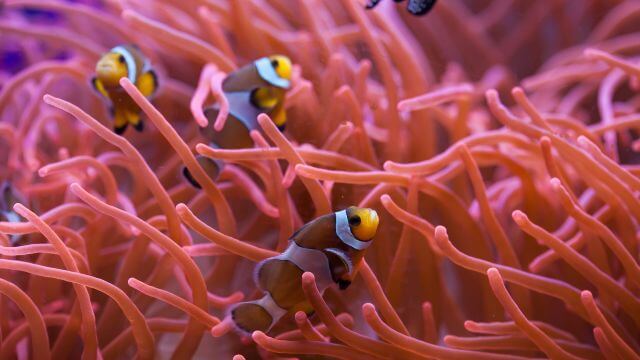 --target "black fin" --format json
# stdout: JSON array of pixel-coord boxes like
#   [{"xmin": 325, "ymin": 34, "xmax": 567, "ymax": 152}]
[
  {"xmin": 365, "ymin": 0, "xmax": 382, "ymax": 9},
  {"xmin": 114, "ymin": 123, "xmax": 127, "ymax": 135},
  {"xmin": 91, "ymin": 76, "xmax": 98, "ymax": 90},
  {"xmin": 407, "ymin": 0, "xmax": 436, "ymax": 15},
  {"xmin": 133, "ymin": 120, "xmax": 144, "ymax": 132},
  {"xmin": 277, "ymin": 123, "xmax": 286, "ymax": 132},
  {"xmin": 183, "ymin": 167, "xmax": 202, "ymax": 189},
  {"xmin": 338, "ymin": 279, "xmax": 352, "ymax": 290},
  {"xmin": 149, "ymin": 69, "xmax": 158, "ymax": 92}
]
